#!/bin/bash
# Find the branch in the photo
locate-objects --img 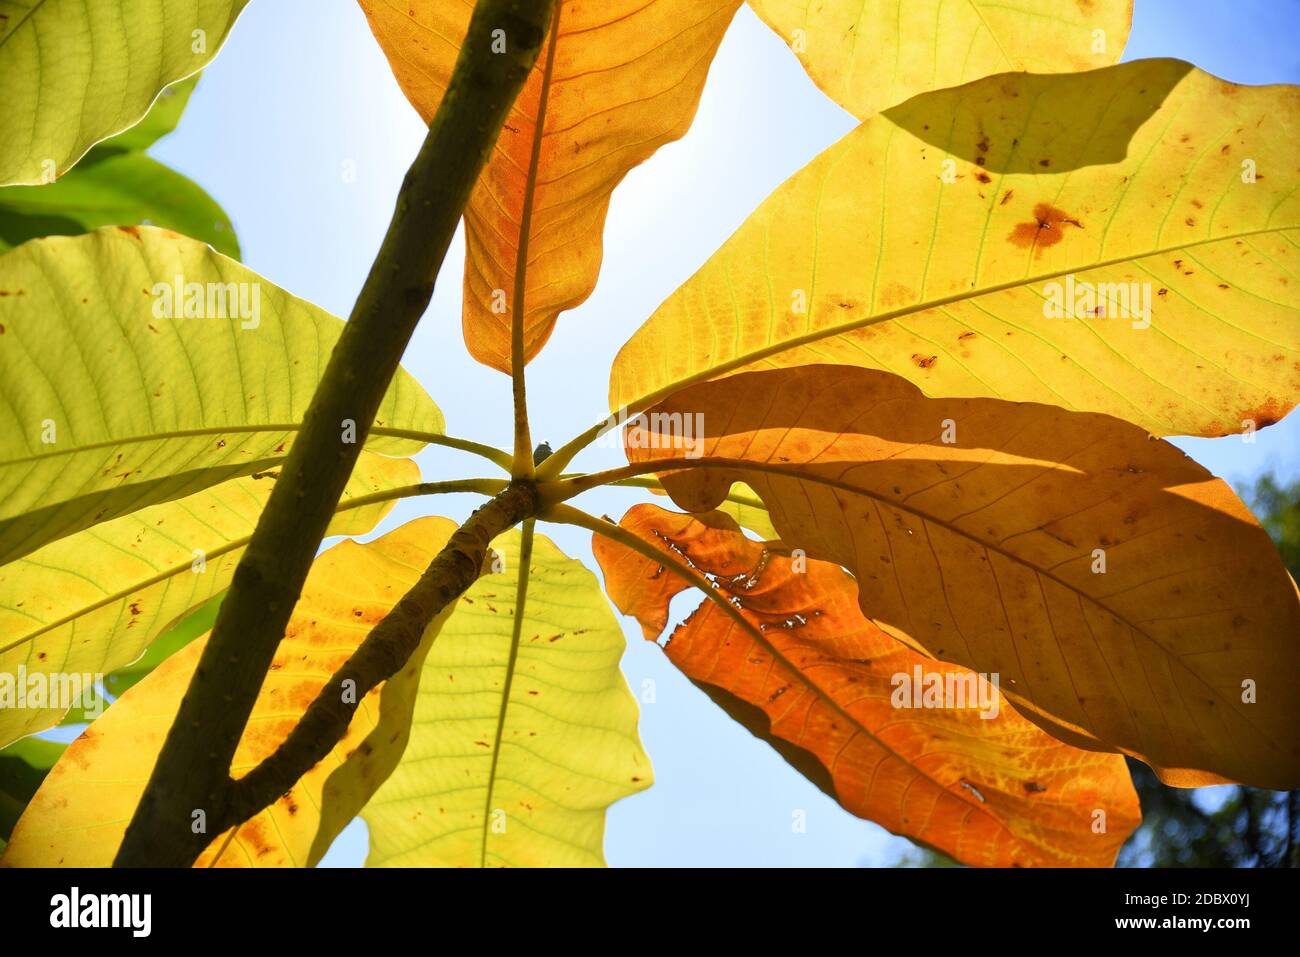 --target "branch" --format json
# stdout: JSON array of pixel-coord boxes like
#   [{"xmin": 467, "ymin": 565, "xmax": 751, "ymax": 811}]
[
  {"xmin": 115, "ymin": 0, "xmax": 557, "ymax": 867},
  {"xmin": 226, "ymin": 483, "xmax": 539, "ymax": 833}
]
